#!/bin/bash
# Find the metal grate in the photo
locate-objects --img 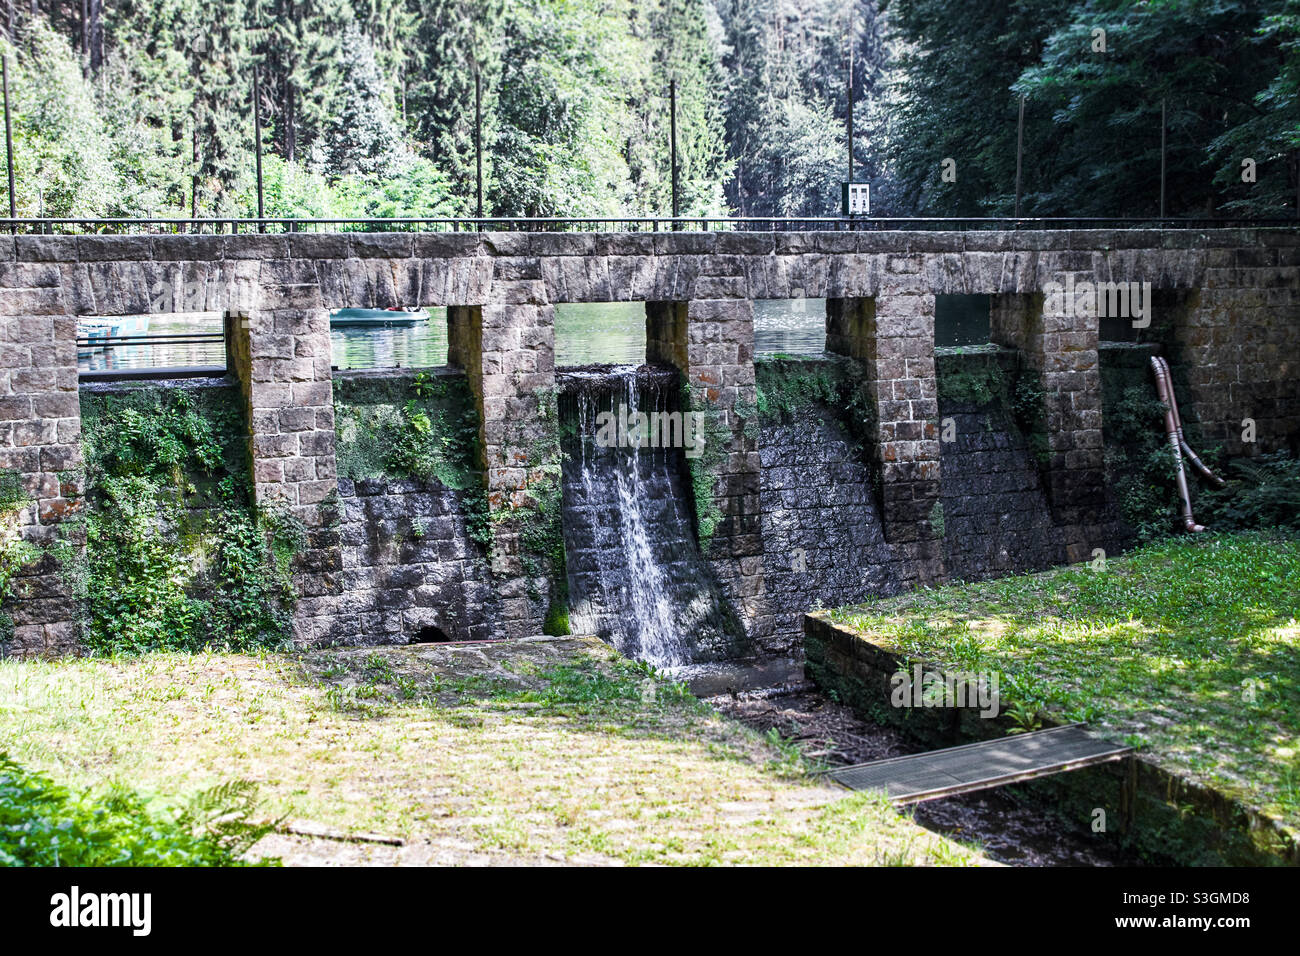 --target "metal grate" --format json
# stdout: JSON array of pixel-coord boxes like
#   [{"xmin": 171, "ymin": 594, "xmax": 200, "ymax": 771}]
[{"xmin": 828, "ymin": 723, "xmax": 1131, "ymax": 804}]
